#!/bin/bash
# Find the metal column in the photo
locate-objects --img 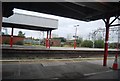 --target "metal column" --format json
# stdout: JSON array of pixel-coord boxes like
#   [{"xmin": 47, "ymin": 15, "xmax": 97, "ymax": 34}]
[
  {"xmin": 103, "ymin": 17, "xmax": 110, "ymax": 66},
  {"xmin": 103, "ymin": 16, "xmax": 119, "ymax": 66},
  {"xmin": 74, "ymin": 38, "xmax": 76, "ymax": 49},
  {"xmin": 0, "ymin": 2, "xmax": 1, "ymax": 32},
  {"xmin": 49, "ymin": 30, "xmax": 52, "ymax": 48},
  {"xmin": 10, "ymin": 27, "xmax": 14, "ymax": 47},
  {"xmin": 46, "ymin": 31, "xmax": 49, "ymax": 48},
  {"xmin": 74, "ymin": 26, "xmax": 78, "ymax": 49}
]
